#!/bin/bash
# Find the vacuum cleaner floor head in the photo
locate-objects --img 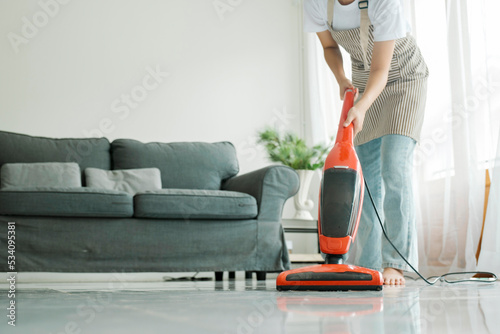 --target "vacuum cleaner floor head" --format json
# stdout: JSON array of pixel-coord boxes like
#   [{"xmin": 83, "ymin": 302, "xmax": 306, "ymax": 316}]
[{"xmin": 276, "ymin": 264, "xmax": 383, "ymax": 291}]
